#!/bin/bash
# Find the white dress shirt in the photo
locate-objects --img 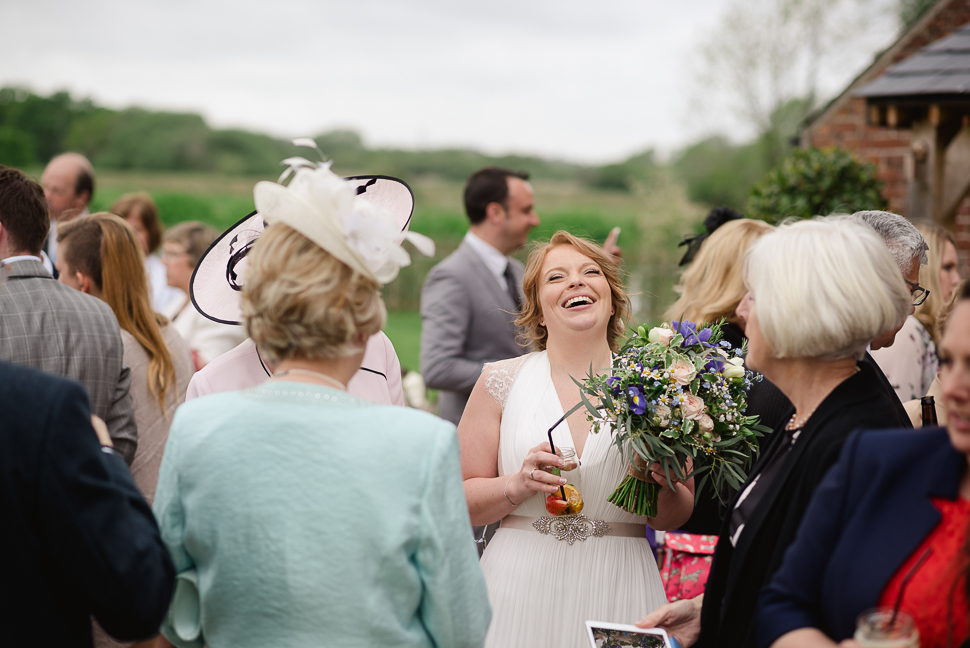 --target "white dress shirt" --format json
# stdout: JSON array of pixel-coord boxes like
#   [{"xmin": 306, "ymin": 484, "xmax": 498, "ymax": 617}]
[
  {"xmin": 47, "ymin": 208, "xmax": 90, "ymax": 265},
  {"xmin": 2, "ymin": 254, "xmax": 54, "ymax": 276},
  {"xmin": 463, "ymin": 230, "xmax": 514, "ymax": 295}
]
